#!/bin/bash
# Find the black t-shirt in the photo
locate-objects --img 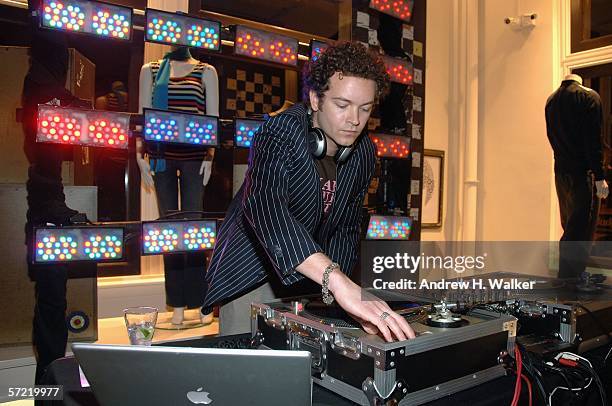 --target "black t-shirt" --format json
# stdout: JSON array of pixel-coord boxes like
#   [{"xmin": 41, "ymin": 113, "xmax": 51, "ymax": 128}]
[{"xmin": 314, "ymin": 155, "xmax": 337, "ymax": 221}]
